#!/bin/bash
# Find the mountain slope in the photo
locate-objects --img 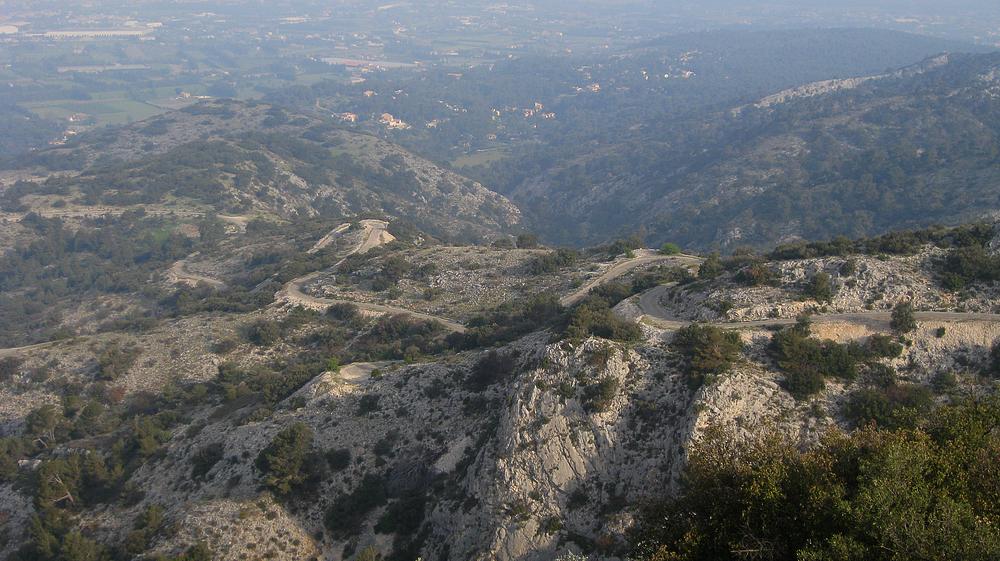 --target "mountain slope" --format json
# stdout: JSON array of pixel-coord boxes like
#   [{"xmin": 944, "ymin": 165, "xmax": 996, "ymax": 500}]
[
  {"xmin": 499, "ymin": 52, "xmax": 1000, "ymax": 249},
  {"xmin": 2, "ymin": 100, "xmax": 520, "ymax": 242}
]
